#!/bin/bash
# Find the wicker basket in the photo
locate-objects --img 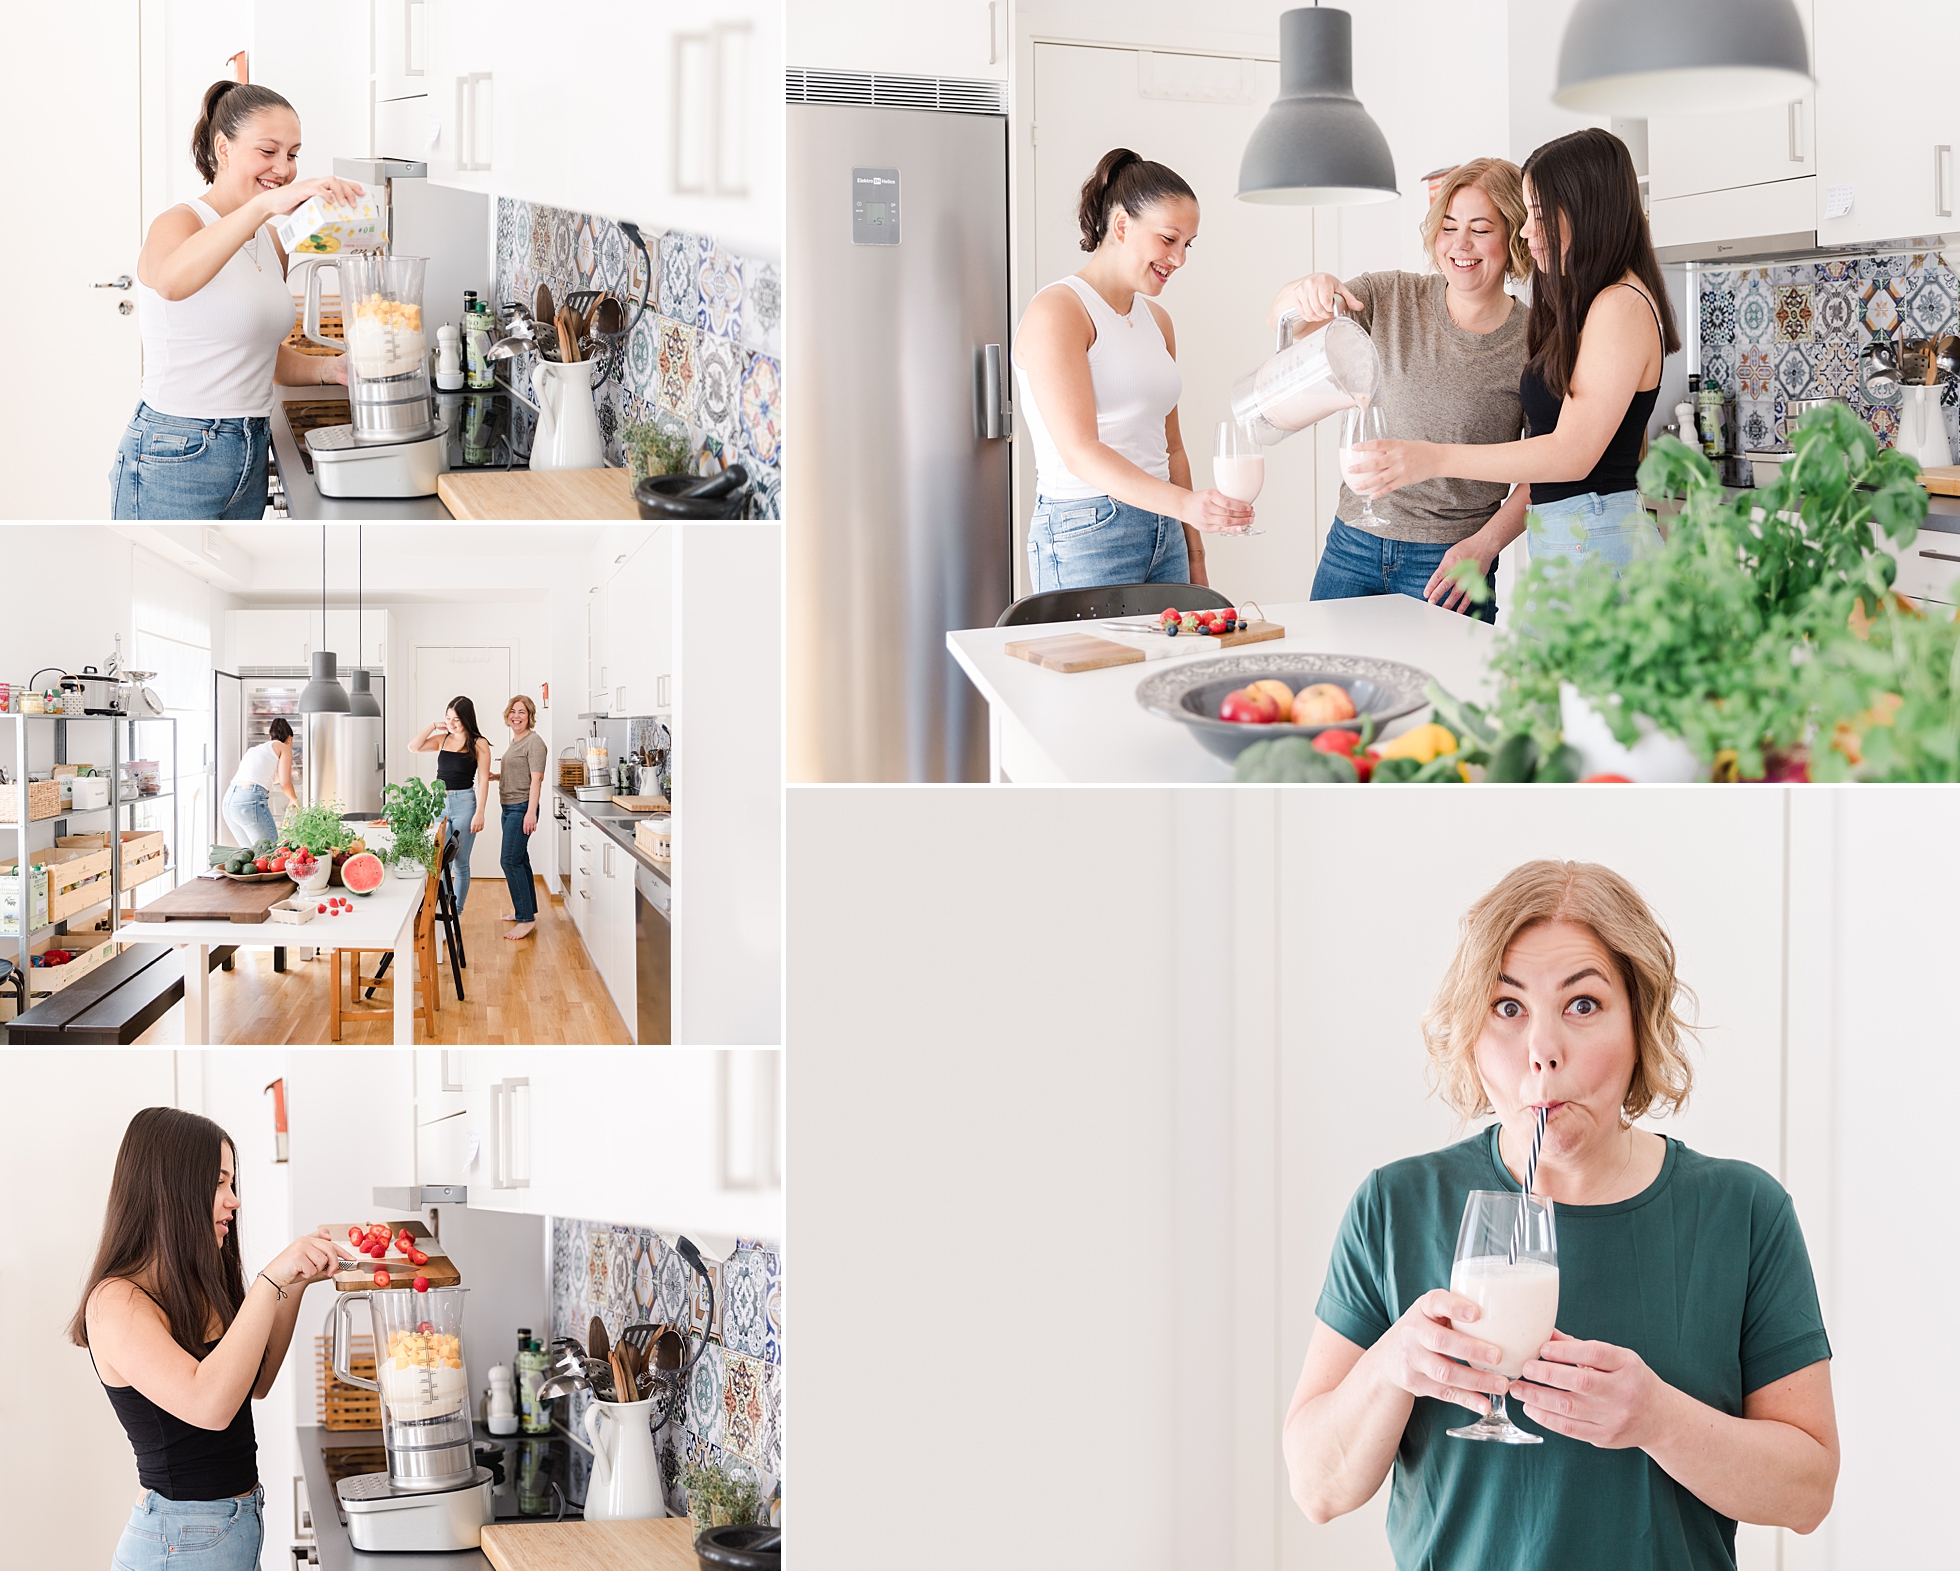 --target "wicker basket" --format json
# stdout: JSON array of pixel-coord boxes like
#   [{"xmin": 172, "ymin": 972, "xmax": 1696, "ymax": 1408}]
[
  {"xmin": 317, "ymin": 1334, "xmax": 383, "ymax": 1430},
  {"xmin": 559, "ymin": 755, "xmax": 587, "ymax": 789},
  {"xmin": 0, "ymin": 779, "xmax": 62, "ymax": 823}
]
